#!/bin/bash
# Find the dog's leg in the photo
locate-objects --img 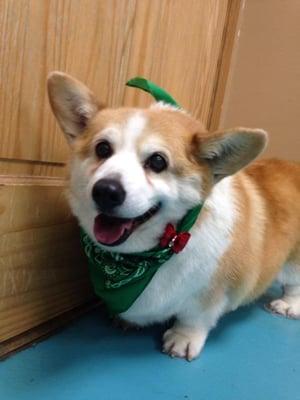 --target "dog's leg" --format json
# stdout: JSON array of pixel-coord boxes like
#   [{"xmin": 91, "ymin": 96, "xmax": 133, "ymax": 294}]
[
  {"xmin": 162, "ymin": 296, "xmax": 226, "ymax": 361},
  {"xmin": 267, "ymin": 261, "xmax": 300, "ymax": 319},
  {"xmin": 162, "ymin": 322, "xmax": 208, "ymax": 361},
  {"xmin": 268, "ymin": 284, "xmax": 300, "ymax": 319}
]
